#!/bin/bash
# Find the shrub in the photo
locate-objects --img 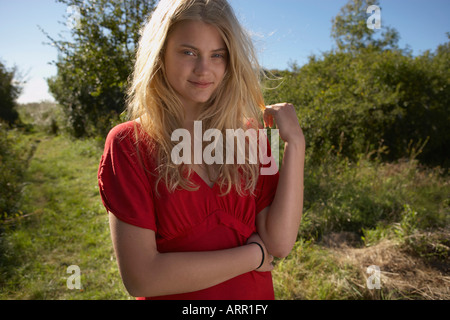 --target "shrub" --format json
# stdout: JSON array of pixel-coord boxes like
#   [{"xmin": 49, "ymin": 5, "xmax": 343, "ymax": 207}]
[
  {"xmin": 0, "ymin": 60, "xmax": 21, "ymax": 125},
  {"xmin": 263, "ymin": 43, "xmax": 449, "ymax": 168},
  {"xmin": 0, "ymin": 123, "xmax": 33, "ymax": 222},
  {"xmin": 300, "ymin": 154, "xmax": 449, "ymax": 241}
]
